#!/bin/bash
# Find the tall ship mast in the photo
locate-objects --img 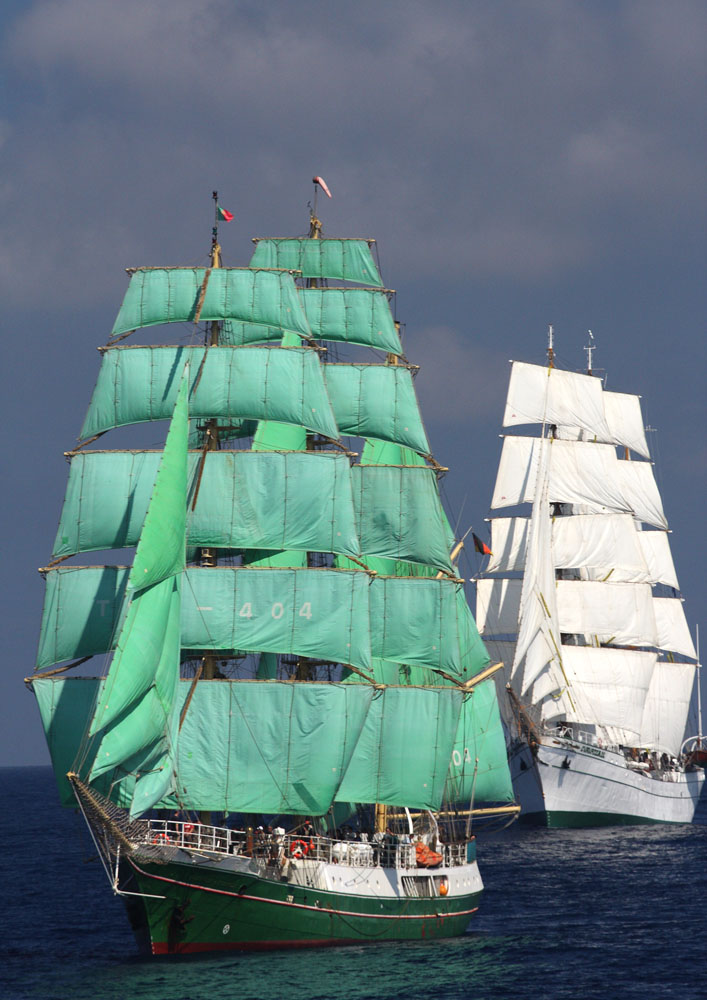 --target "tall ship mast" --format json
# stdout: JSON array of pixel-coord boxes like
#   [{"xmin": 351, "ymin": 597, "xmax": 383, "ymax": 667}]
[
  {"xmin": 26, "ymin": 184, "xmax": 517, "ymax": 953},
  {"xmin": 476, "ymin": 333, "xmax": 705, "ymax": 825}
]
